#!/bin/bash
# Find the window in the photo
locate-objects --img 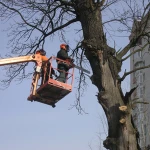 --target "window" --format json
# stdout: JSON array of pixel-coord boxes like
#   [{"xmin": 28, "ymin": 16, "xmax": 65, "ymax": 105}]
[
  {"xmin": 134, "ymin": 61, "xmax": 145, "ymax": 68},
  {"xmin": 139, "ymin": 104, "xmax": 143, "ymax": 111},
  {"xmin": 143, "ymin": 73, "xmax": 145, "ymax": 82},
  {"xmin": 140, "ymin": 137, "xmax": 145, "ymax": 148},
  {"xmin": 139, "ymin": 73, "xmax": 143, "ymax": 83},
  {"xmin": 133, "ymin": 77, "xmax": 136, "ymax": 84},
  {"xmin": 144, "ymin": 124, "xmax": 147, "ymax": 136},
  {"xmin": 138, "ymin": 51, "xmax": 142, "ymax": 57},
  {"xmin": 148, "ymin": 44, "xmax": 150, "ymax": 51},
  {"xmin": 134, "ymin": 51, "xmax": 142, "ymax": 58},
  {"xmin": 137, "ymin": 86, "xmax": 144, "ymax": 98},
  {"xmin": 134, "ymin": 52, "xmax": 139, "ymax": 59},
  {"xmin": 137, "ymin": 37, "xmax": 142, "ymax": 45},
  {"xmin": 135, "ymin": 72, "xmax": 144, "ymax": 84},
  {"xmin": 133, "ymin": 113, "xmax": 137, "ymax": 120},
  {"xmin": 143, "ymin": 86, "xmax": 145, "ymax": 95},
  {"xmin": 134, "ymin": 61, "xmax": 145, "ymax": 85},
  {"xmin": 133, "ymin": 90, "xmax": 137, "ymax": 97},
  {"xmin": 133, "ymin": 72, "xmax": 135, "ymax": 78}
]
